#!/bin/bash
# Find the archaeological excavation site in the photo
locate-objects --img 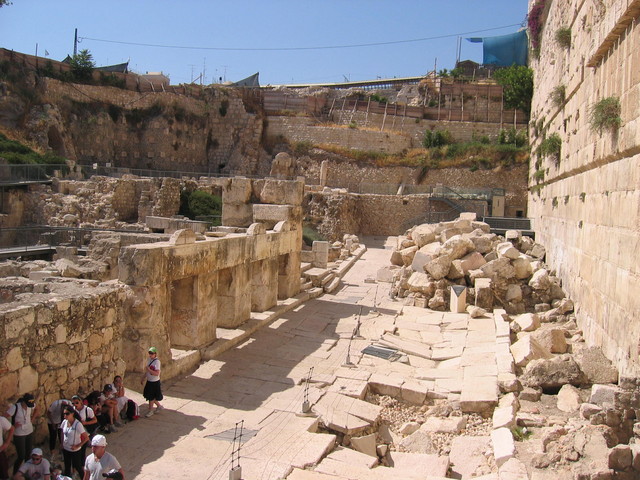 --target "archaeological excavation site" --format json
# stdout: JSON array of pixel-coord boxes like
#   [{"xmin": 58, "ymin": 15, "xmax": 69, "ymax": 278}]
[{"xmin": 0, "ymin": 1, "xmax": 639, "ymax": 479}]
